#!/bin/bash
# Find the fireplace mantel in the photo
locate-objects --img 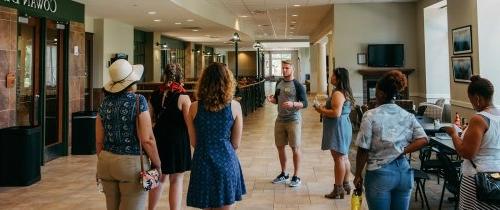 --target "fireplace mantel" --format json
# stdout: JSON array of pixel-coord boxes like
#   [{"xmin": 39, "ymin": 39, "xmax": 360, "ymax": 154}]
[
  {"xmin": 357, "ymin": 68, "xmax": 415, "ymax": 76},
  {"xmin": 358, "ymin": 68, "xmax": 415, "ymax": 104}
]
